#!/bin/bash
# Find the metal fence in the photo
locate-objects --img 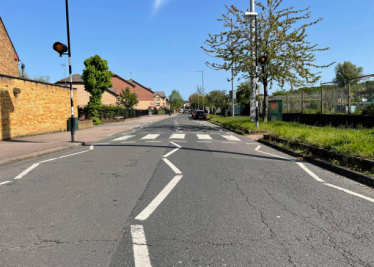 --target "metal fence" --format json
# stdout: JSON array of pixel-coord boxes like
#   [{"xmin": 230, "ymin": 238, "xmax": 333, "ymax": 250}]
[{"xmin": 268, "ymin": 75, "xmax": 374, "ymax": 114}]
